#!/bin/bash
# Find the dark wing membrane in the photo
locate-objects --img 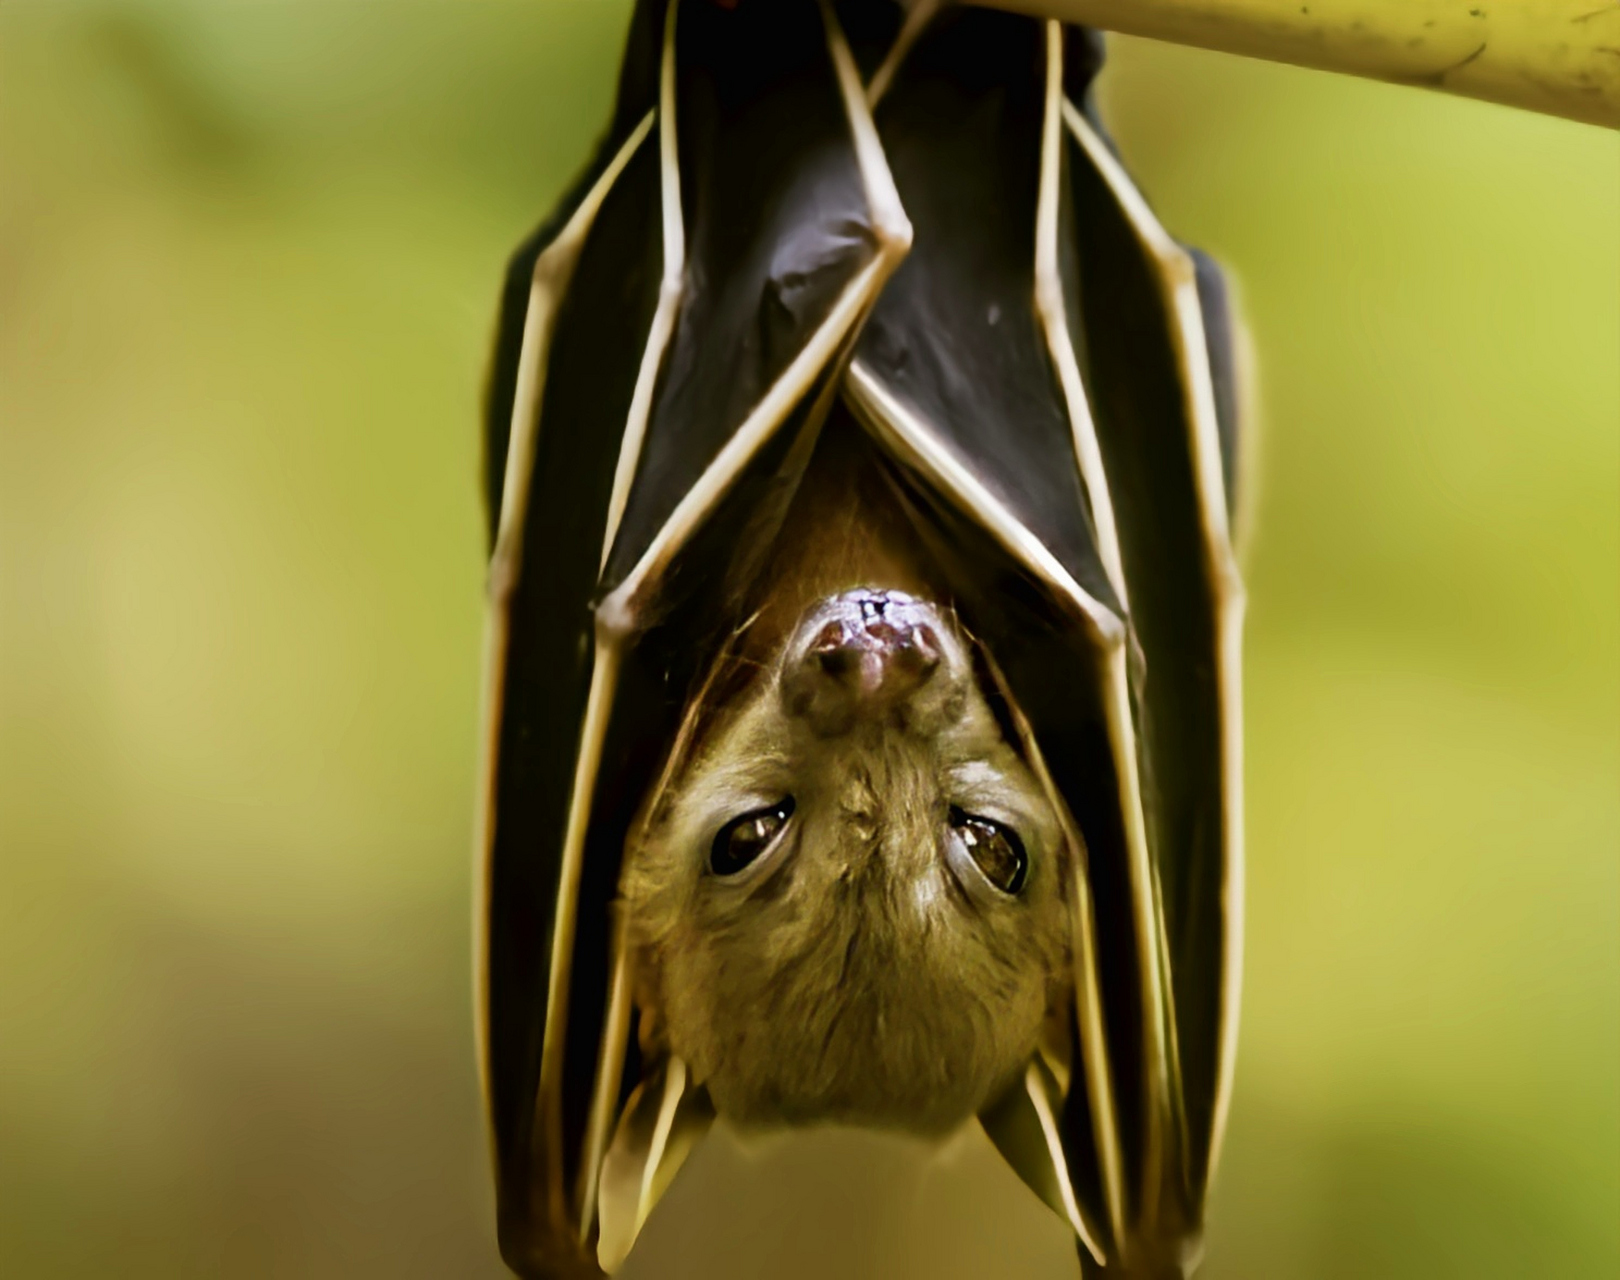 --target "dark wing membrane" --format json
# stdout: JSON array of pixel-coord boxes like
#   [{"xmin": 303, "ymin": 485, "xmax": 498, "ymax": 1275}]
[
  {"xmin": 1062, "ymin": 23, "xmax": 1107, "ymax": 117},
  {"xmin": 607, "ymin": 0, "xmax": 669, "ymax": 142},
  {"xmin": 852, "ymin": 7, "xmax": 1119, "ymax": 613},
  {"xmin": 491, "ymin": 1, "xmax": 908, "ymax": 1272},
  {"xmin": 481, "ymin": 120, "xmax": 664, "ymax": 1279},
  {"xmin": 832, "ymin": 0, "xmax": 906, "ymax": 83},
  {"xmin": 484, "ymin": 162, "xmax": 612, "ymax": 545},
  {"xmin": 848, "ymin": 11, "xmax": 1170, "ymax": 1266},
  {"xmin": 484, "ymin": 0, "xmax": 667, "ymax": 541},
  {"xmin": 1064, "ymin": 101, "xmax": 1243, "ymax": 1262},
  {"xmin": 1188, "ymin": 248, "xmax": 1243, "ymax": 524},
  {"xmin": 600, "ymin": 0, "xmax": 902, "ymax": 607}
]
